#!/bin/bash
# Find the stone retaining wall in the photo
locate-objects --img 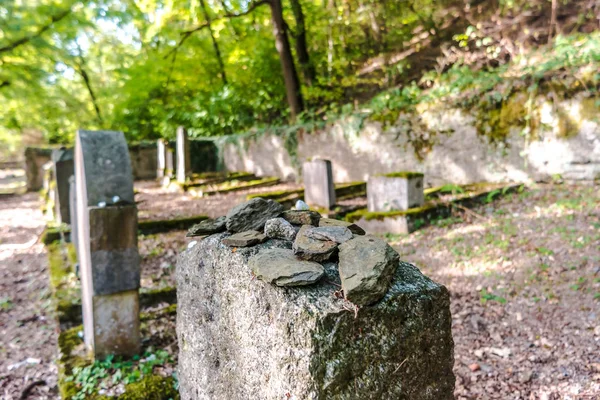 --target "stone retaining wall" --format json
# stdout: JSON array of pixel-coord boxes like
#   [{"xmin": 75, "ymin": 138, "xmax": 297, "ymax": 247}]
[{"xmin": 221, "ymin": 92, "xmax": 600, "ymax": 186}]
